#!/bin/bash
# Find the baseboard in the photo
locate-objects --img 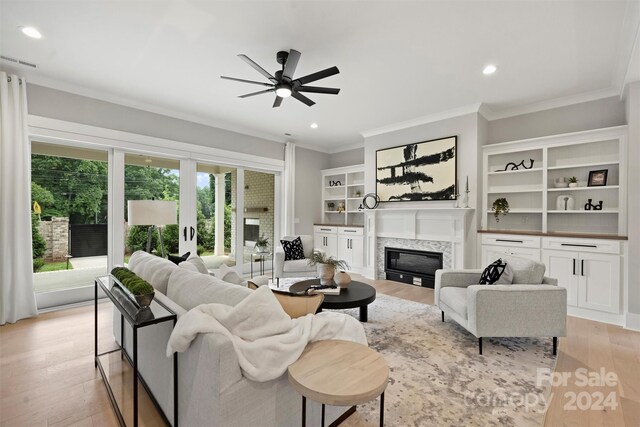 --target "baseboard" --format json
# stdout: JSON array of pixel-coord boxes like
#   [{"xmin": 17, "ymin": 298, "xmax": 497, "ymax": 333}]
[
  {"xmin": 625, "ymin": 312, "xmax": 640, "ymax": 331},
  {"xmin": 566, "ymin": 306, "xmax": 624, "ymax": 326}
]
